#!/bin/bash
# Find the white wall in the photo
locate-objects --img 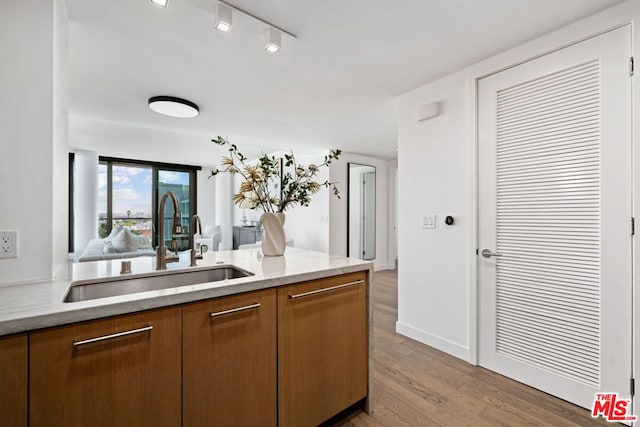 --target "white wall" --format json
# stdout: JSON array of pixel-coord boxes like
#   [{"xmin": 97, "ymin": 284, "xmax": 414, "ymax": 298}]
[
  {"xmin": 282, "ymin": 153, "xmax": 330, "ymax": 253},
  {"xmin": 329, "ymin": 153, "xmax": 390, "ymax": 271},
  {"xmin": 196, "ymin": 168, "xmax": 216, "ymax": 230},
  {"xmin": 396, "ymin": 0, "xmax": 640, "ymax": 362},
  {"xmin": 397, "ymin": 70, "xmax": 471, "ymax": 359},
  {"xmin": 69, "ymin": 117, "xmax": 221, "ymax": 168},
  {"xmin": 215, "ymin": 173, "xmax": 233, "ymax": 250},
  {"xmin": 231, "ymin": 173, "xmax": 248, "ymax": 227},
  {"xmin": 73, "ymin": 150, "xmax": 98, "ymax": 255},
  {"xmin": 52, "ymin": 0, "xmax": 69, "ymax": 276},
  {"xmin": 0, "ymin": 0, "xmax": 68, "ymax": 284}
]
